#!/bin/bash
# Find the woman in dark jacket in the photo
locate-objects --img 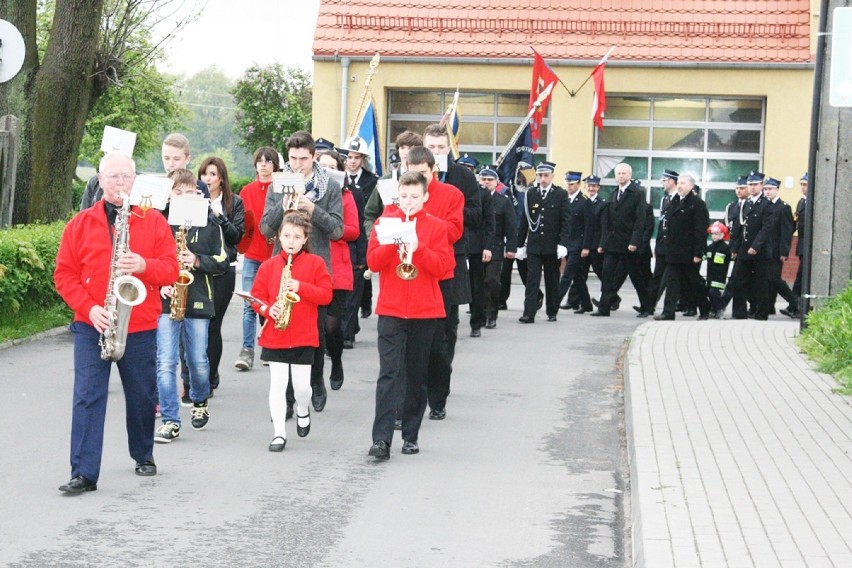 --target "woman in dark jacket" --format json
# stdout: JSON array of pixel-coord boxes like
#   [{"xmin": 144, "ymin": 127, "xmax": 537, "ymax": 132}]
[{"xmin": 199, "ymin": 156, "xmax": 245, "ymax": 390}]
